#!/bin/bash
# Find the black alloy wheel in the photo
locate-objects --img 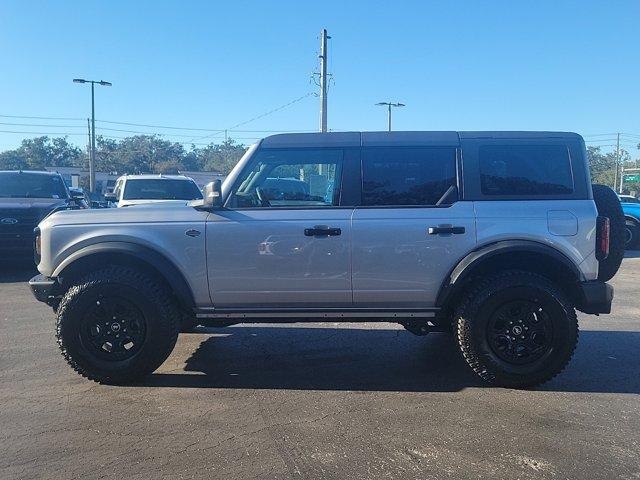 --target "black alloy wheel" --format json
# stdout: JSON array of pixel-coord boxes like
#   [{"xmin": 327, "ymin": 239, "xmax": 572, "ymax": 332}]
[
  {"xmin": 80, "ymin": 295, "xmax": 147, "ymax": 362},
  {"xmin": 487, "ymin": 300, "xmax": 554, "ymax": 365}
]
